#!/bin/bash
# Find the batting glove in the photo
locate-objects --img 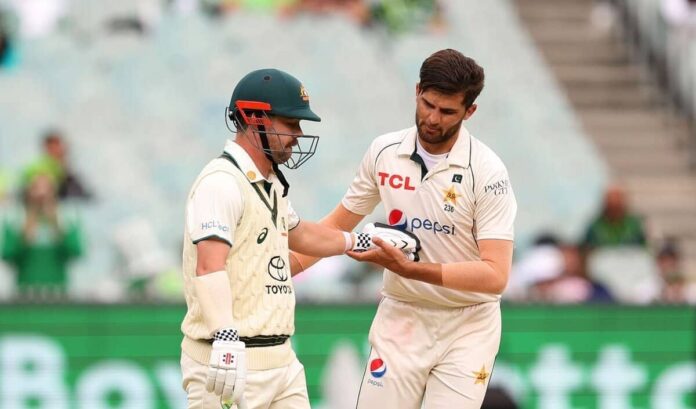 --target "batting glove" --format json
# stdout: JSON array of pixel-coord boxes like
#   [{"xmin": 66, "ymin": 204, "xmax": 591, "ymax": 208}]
[
  {"xmin": 207, "ymin": 328, "xmax": 246, "ymax": 407},
  {"xmin": 352, "ymin": 223, "xmax": 421, "ymax": 261}
]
